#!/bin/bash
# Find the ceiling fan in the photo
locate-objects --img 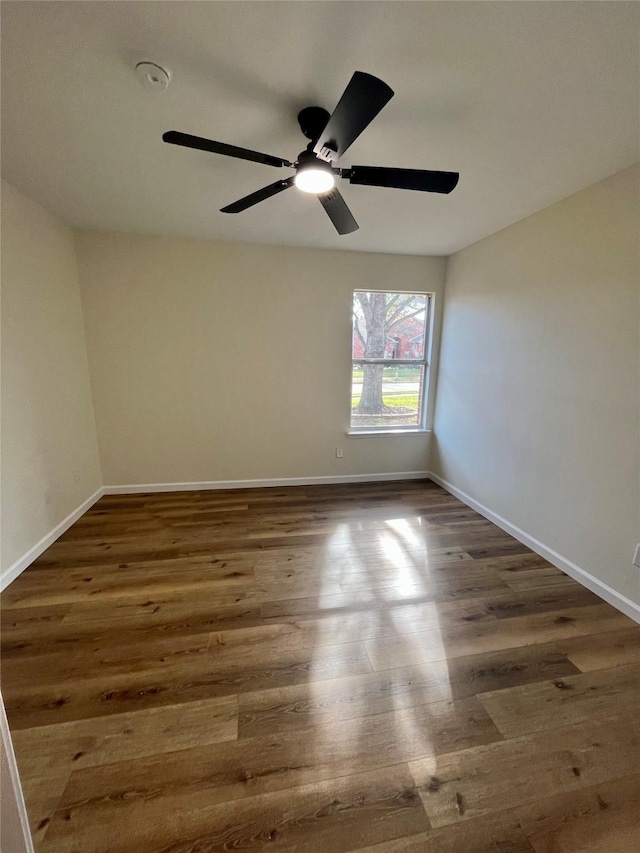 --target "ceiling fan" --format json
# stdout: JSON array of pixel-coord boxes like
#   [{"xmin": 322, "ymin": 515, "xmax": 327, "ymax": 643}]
[{"xmin": 162, "ymin": 71, "xmax": 459, "ymax": 235}]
